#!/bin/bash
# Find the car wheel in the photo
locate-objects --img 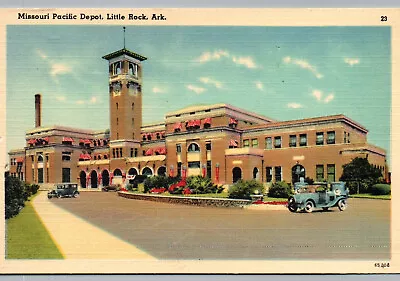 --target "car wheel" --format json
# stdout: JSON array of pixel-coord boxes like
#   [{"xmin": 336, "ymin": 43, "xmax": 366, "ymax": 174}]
[
  {"xmin": 73, "ymin": 192, "xmax": 79, "ymax": 198},
  {"xmin": 47, "ymin": 195, "xmax": 51, "ymax": 199},
  {"xmin": 57, "ymin": 193, "xmax": 62, "ymax": 199},
  {"xmin": 322, "ymin": 207, "xmax": 329, "ymax": 211},
  {"xmin": 304, "ymin": 201, "xmax": 314, "ymax": 213},
  {"xmin": 338, "ymin": 199, "xmax": 347, "ymax": 211},
  {"xmin": 288, "ymin": 197, "xmax": 298, "ymax": 213}
]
